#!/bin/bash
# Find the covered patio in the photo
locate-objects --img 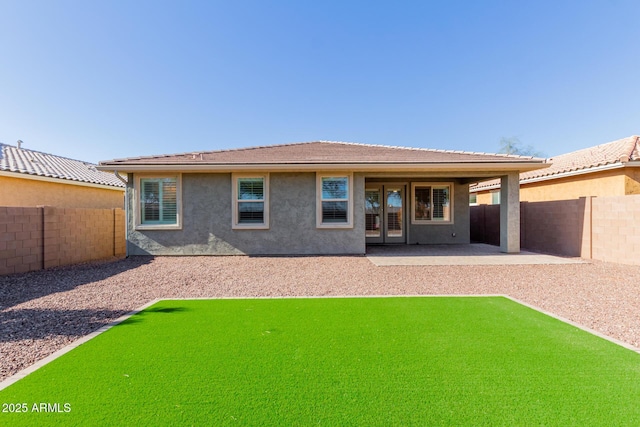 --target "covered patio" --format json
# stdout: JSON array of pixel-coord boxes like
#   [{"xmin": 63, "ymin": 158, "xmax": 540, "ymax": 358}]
[{"xmin": 366, "ymin": 243, "xmax": 585, "ymax": 266}]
